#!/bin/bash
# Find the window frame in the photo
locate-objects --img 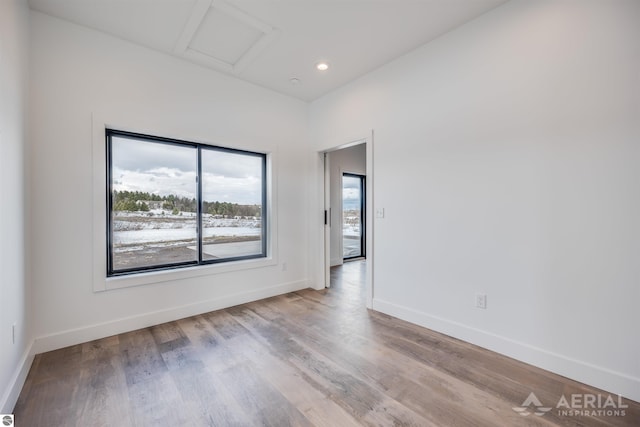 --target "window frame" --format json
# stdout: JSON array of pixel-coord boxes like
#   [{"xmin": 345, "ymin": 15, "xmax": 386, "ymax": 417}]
[
  {"xmin": 342, "ymin": 172, "xmax": 366, "ymax": 261},
  {"xmin": 106, "ymin": 128, "xmax": 268, "ymax": 277}
]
